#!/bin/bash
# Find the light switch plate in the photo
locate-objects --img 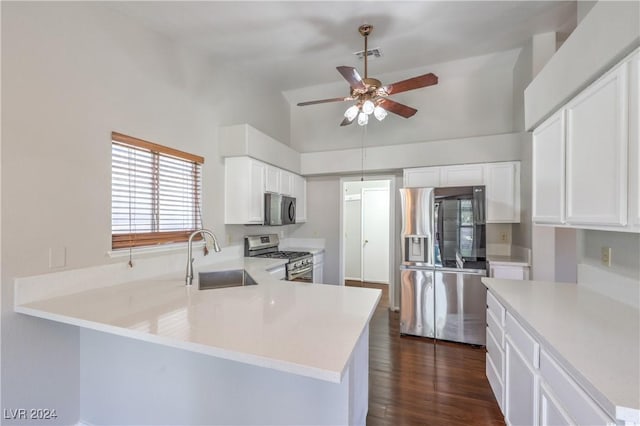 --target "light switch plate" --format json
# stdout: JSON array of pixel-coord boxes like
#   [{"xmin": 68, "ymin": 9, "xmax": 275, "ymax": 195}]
[{"xmin": 601, "ymin": 247, "xmax": 612, "ymax": 267}]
